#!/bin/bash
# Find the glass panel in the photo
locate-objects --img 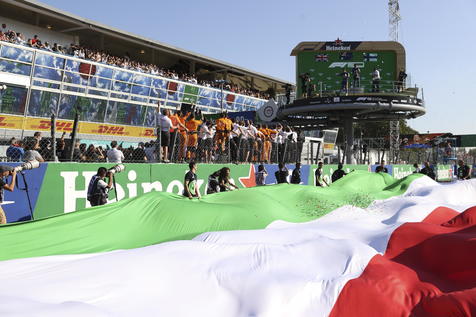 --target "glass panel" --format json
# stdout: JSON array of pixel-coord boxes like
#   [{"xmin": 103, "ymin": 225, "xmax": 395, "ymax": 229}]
[
  {"xmin": 131, "ymin": 84, "xmax": 150, "ymax": 96},
  {"xmin": 89, "ymin": 77, "xmax": 111, "ymax": 90},
  {"xmin": 33, "ymin": 65, "xmax": 62, "ymax": 81},
  {"xmin": 32, "ymin": 80, "xmax": 60, "ymax": 89},
  {"xmin": 35, "ymin": 52, "xmax": 64, "ymax": 69},
  {"xmin": 132, "ymin": 73, "xmax": 151, "ymax": 87},
  {"xmin": 0, "ymin": 85, "xmax": 27, "ymax": 115},
  {"xmin": 165, "ymin": 81, "xmax": 184, "ymax": 104},
  {"xmin": 234, "ymin": 95, "xmax": 245, "ymax": 112},
  {"xmin": 0, "ymin": 59, "xmax": 31, "ymax": 75},
  {"xmin": 95, "ymin": 65, "xmax": 113, "ymax": 79},
  {"xmin": 113, "ymin": 69, "xmax": 133, "ymax": 83},
  {"xmin": 63, "ymin": 85, "xmax": 85, "ymax": 93},
  {"xmin": 82, "ymin": 98, "xmax": 107, "ymax": 123},
  {"xmin": 28, "ymin": 89, "xmax": 59, "ymax": 117},
  {"xmin": 105, "ymin": 101, "xmax": 145, "ymax": 125},
  {"xmin": 88, "ymin": 89, "xmax": 108, "ymax": 97},
  {"xmin": 144, "ymin": 106, "xmax": 157, "ymax": 127},
  {"xmin": 58, "ymin": 94, "xmax": 91, "ymax": 120},
  {"xmin": 150, "ymin": 78, "xmax": 167, "ymax": 99},
  {"xmin": 0, "ymin": 46, "xmax": 33, "ymax": 63}
]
